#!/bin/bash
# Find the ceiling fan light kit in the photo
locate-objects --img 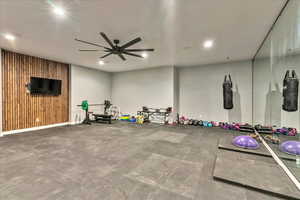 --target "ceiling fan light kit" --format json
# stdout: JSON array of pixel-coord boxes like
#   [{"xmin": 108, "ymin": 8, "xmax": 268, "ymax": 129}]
[{"xmin": 75, "ymin": 32, "xmax": 154, "ymax": 61}]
